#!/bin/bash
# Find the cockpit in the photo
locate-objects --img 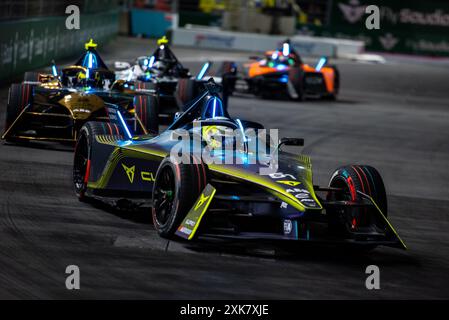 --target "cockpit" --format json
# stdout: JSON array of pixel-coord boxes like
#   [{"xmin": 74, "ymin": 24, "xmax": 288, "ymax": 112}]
[
  {"xmin": 61, "ymin": 39, "xmax": 116, "ymax": 90},
  {"xmin": 261, "ymin": 41, "xmax": 302, "ymax": 68},
  {"xmin": 138, "ymin": 36, "xmax": 190, "ymax": 79},
  {"xmin": 165, "ymin": 81, "xmax": 269, "ymax": 154}
]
